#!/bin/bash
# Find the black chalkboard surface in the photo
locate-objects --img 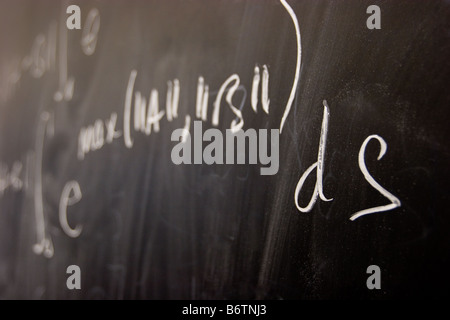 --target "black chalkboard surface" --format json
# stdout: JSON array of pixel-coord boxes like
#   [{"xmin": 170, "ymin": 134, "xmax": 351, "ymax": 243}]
[{"xmin": 0, "ymin": 0, "xmax": 449, "ymax": 300}]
